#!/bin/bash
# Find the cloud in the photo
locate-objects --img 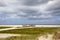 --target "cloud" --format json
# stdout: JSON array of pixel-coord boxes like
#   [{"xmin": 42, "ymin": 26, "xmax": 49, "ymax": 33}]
[
  {"xmin": 19, "ymin": 0, "xmax": 51, "ymax": 6},
  {"xmin": 30, "ymin": 0, "xmax": 60, "ymax": 19},
  {"xmin": 0, "ymin": 0, "xmax": 60, "ymax": 24},
  {"xmin": 41, "ymin": 0, "xmax": 60, "ymax": 16}
]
